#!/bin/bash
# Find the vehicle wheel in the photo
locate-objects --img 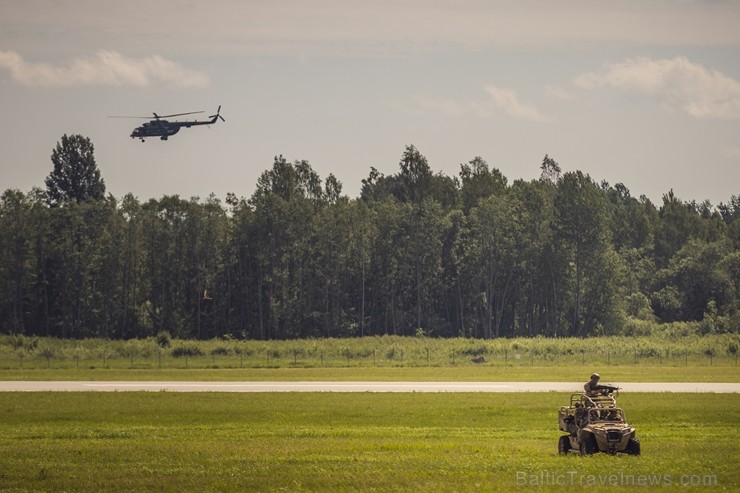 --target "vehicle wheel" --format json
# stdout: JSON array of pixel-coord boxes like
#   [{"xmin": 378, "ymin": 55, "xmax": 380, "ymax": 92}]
[
  {"xmin": 626, "ymin": 437, "xmax": 641, "ymax": 455},
  {"xmin": 558, "ymin": 435, "xmax": 571, "ymax": 455},
  {"xmin": 579, "ymin": 434, "xmax": 598, "ymax": 455}
]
